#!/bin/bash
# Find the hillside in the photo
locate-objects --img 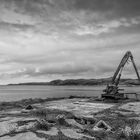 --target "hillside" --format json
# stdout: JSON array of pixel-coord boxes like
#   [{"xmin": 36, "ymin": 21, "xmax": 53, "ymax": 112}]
[{"xmin": 8, "ymin": 78, "xmax": 140, "ymax": 86}]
